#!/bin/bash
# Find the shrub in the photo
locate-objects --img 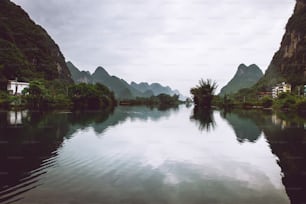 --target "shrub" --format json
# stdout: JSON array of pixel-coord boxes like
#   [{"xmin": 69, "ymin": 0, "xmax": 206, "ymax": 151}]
[
  {"xmin": 261, "ymin": 96, "xmax": 273, "ymax": 108},
  {"xmin": 297, "ymin": 100, "xmax": 306, "ymax": 112}
]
